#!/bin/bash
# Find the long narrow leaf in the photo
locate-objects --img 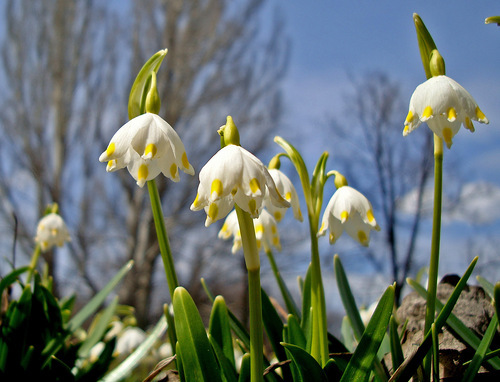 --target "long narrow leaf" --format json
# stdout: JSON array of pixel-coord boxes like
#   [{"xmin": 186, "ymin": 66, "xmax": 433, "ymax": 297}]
[
  {"xmin": 334, "ymin": 255, "xmax": 365, "ymax": 340},
  {"xmin": 100, "ymin": 316, "xmax": 167, "ymax": 382},
  {"xmin": 389, "ymin": 316, "xmax": 404, "ymax": 372},
  {"xmin": 209, "ymin": 296, "xmax": 235, "ymax": 369},
  {"xmin": 407, "ymin": 277, "xmax": 500, "ymax": 370},
  {"xmin": 172, "ymin": 287, "xmax": 221, "ymax": 382},
  {"xmin": 282, "ymin": 342, "xmax": 328, "ymax": 382},
  {"xmin": 68, "ymin": 260, "xmax": 133, "ymax": 332},
  {"xmin": 340, "ymin": 284, "xmax": 394, "ymax": 382},
  {"xmin": 390, "ymin": 257, "xmax": 477, "ymax": 382},
  {"xmin": 461, "ymin": 313, "xmax": 498, "ymax": 382},
  {"xmin": 78, "ymin": 296, "xmax": 119, "ymax": 359}
]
